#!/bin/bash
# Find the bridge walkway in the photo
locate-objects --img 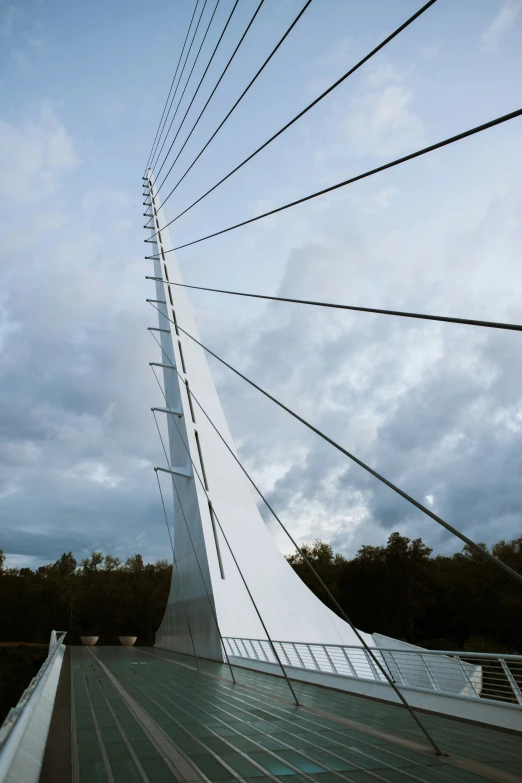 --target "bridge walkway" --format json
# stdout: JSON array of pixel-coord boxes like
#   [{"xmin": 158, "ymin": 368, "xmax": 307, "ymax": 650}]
[{"xmin": 65, "ymin": 646, "xmax": 522, "ymax": 783}]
